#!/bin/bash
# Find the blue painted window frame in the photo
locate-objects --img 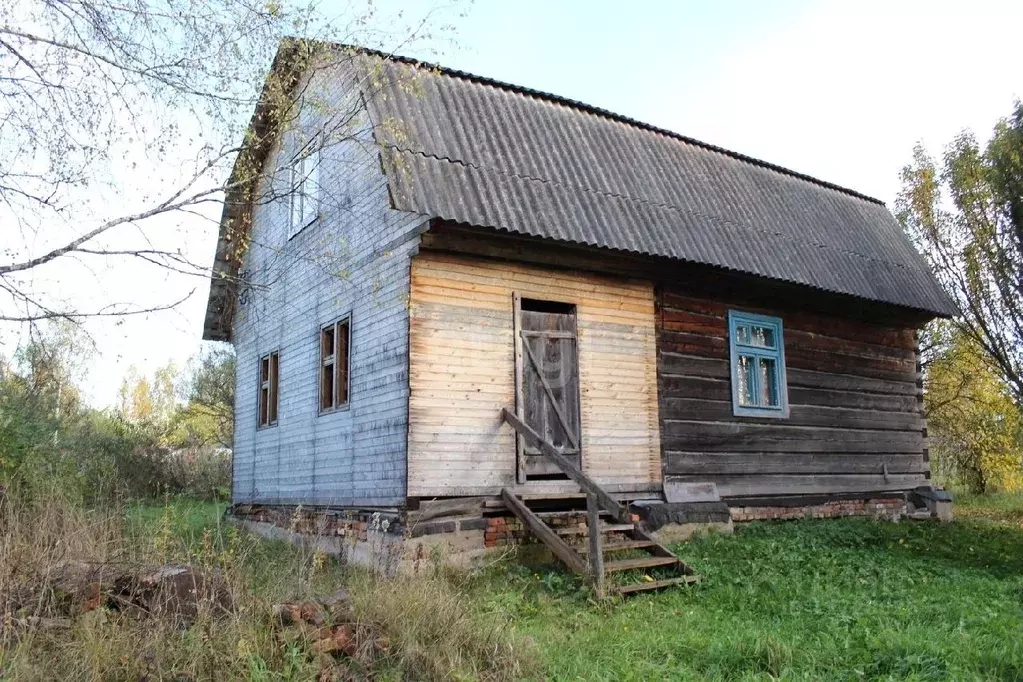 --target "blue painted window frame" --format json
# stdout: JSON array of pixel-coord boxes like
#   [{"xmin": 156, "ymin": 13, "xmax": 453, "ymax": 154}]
[{"xmin": 727, "ymin": 310, "xmax": 789, "ymax": 418}]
